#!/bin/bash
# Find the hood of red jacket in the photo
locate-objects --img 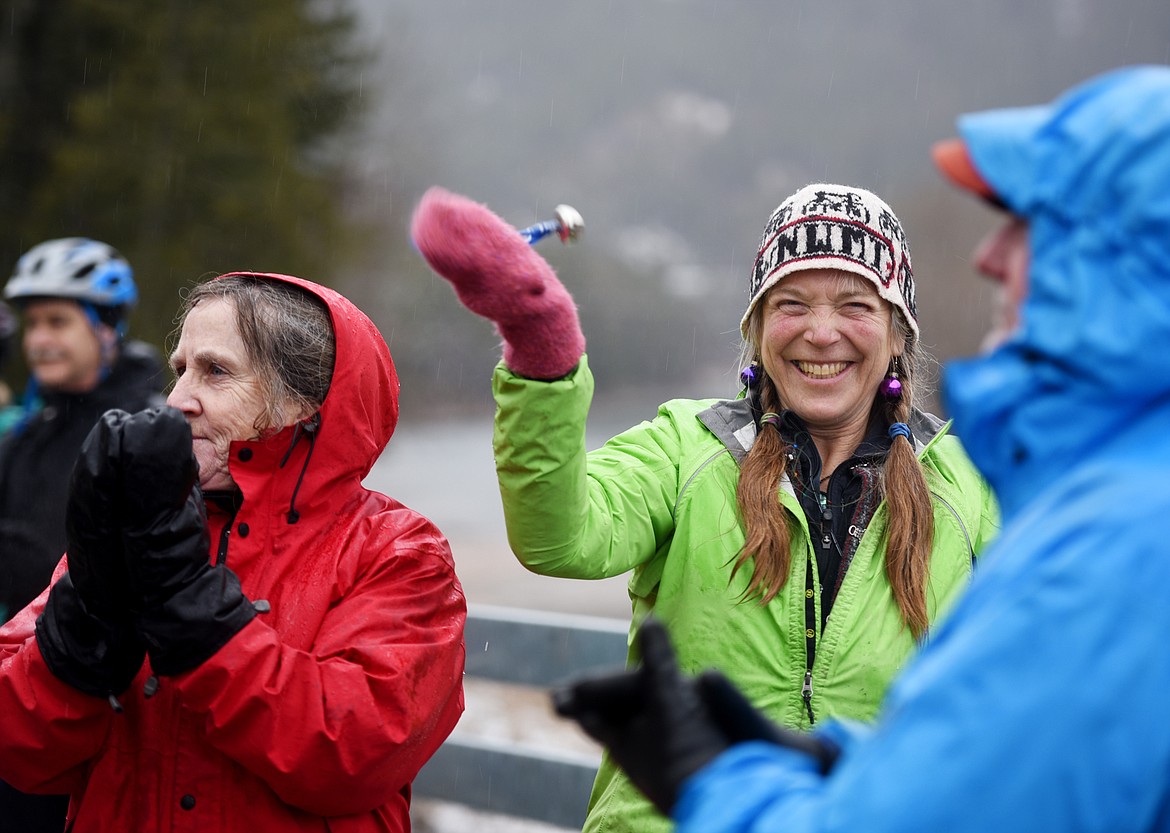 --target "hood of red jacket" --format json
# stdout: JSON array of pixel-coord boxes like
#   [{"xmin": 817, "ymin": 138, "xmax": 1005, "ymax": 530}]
[{"xmin": 215, "ymin": 271, "xmax": 399, "ymax": 492}]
